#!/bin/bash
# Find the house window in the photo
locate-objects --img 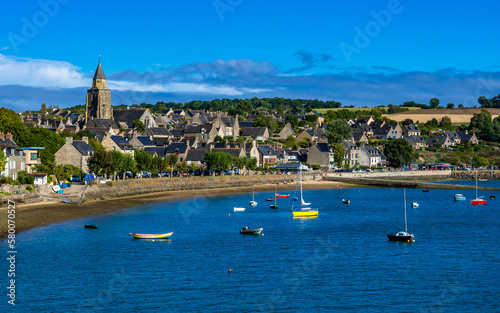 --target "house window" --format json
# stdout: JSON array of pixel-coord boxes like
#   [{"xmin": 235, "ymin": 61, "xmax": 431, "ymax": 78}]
[{"xmin": 31, "ymin": 153, "xmax": 37, "ymax": 161}]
